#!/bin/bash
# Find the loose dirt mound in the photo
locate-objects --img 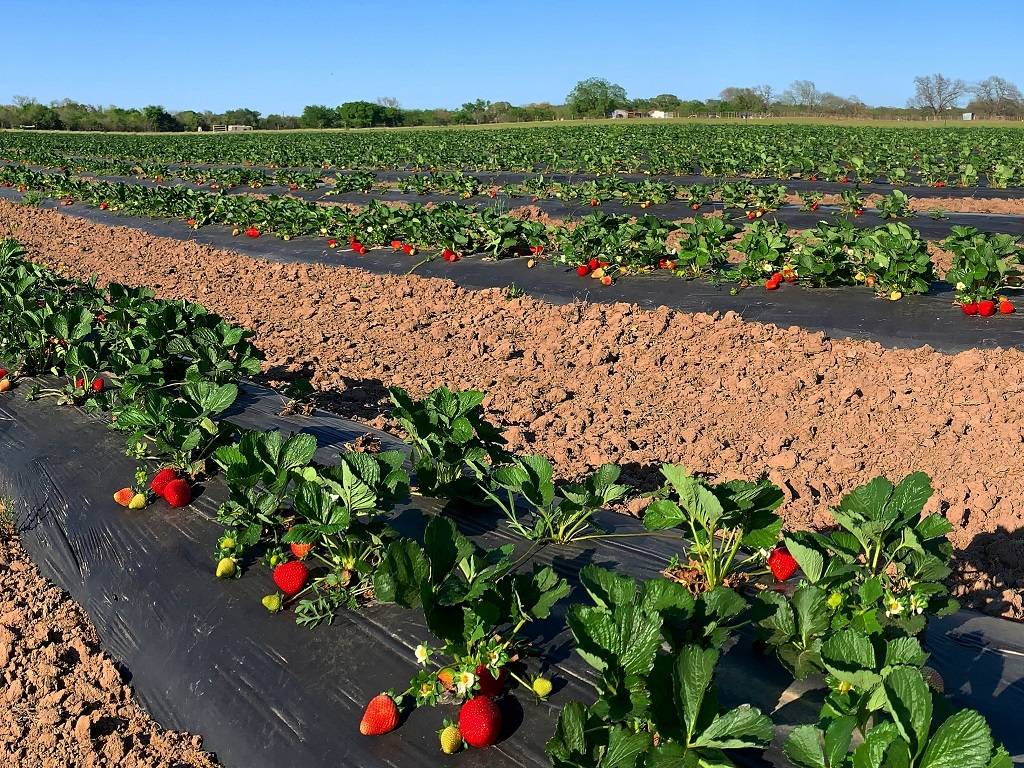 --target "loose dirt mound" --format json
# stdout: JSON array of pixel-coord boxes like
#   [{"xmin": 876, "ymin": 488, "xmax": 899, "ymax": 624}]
[
  {"xmin": 1, "ymin": 200, "xmax": 1021, "ymax": 621},
  {"xmin": 0, "ymin": 530, "xmax": 218, "ymax": 767}
]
